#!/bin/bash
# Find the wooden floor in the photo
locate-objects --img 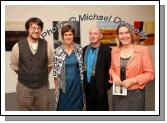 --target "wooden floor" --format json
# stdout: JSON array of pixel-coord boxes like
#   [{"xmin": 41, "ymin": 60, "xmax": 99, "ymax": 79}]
[{"xmin": 5, "ymin": 80, "xmax": 155, "ymax": 111}]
